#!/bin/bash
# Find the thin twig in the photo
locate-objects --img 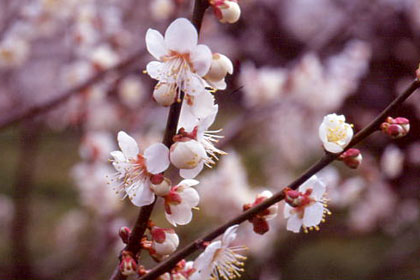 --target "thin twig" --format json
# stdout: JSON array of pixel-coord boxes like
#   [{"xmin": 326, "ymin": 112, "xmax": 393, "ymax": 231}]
[
  {"xmin": 0, "ymin": 50, "xmax": 146, "ymax": 131},
  {"xmin": 110, "ymin": 1, "xmax": 210, "ymax": 279},
  {"xmin": 139, "ymin": 79, "xmax": 420, "ymax": 280}
]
